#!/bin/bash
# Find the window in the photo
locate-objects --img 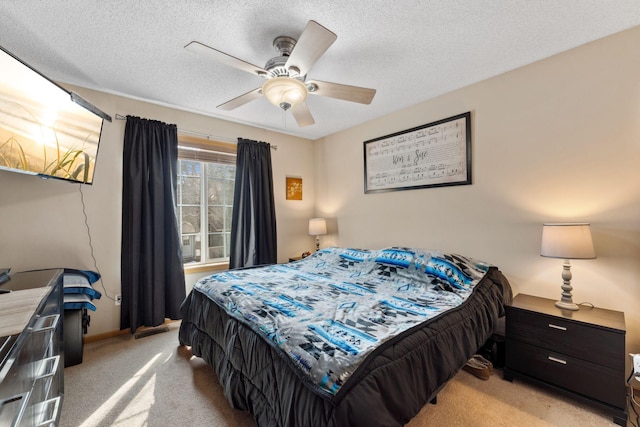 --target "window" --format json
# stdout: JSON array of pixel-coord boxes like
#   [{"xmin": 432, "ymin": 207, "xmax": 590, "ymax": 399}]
[{"xmin": 176, "ymin": 135, "xmax": 236, "ymax": 265}]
